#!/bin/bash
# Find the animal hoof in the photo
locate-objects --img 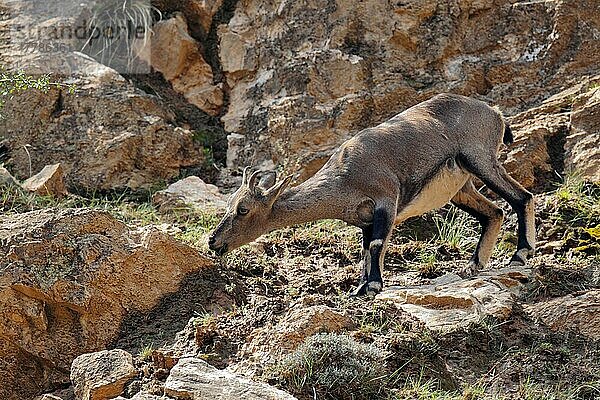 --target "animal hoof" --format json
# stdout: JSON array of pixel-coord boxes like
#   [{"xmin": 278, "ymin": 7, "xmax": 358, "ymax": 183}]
[
  {"xmin": 366, "ymin": 281, "xmax": 382, "ymax": 295},
  {"xmin": 509, "ymin": 248, "xmax": 530, "ymax": 267},
  {"xmin": 457, "ymin": 261, "xmax": 479, "ymax": 278},
  {"xmin": 350, "ymin": 281, "xmax": 369, "ymax": 297},
  {"xmin": 509, "ymin": 258, "xmax": 526, "ymax": 267}
]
